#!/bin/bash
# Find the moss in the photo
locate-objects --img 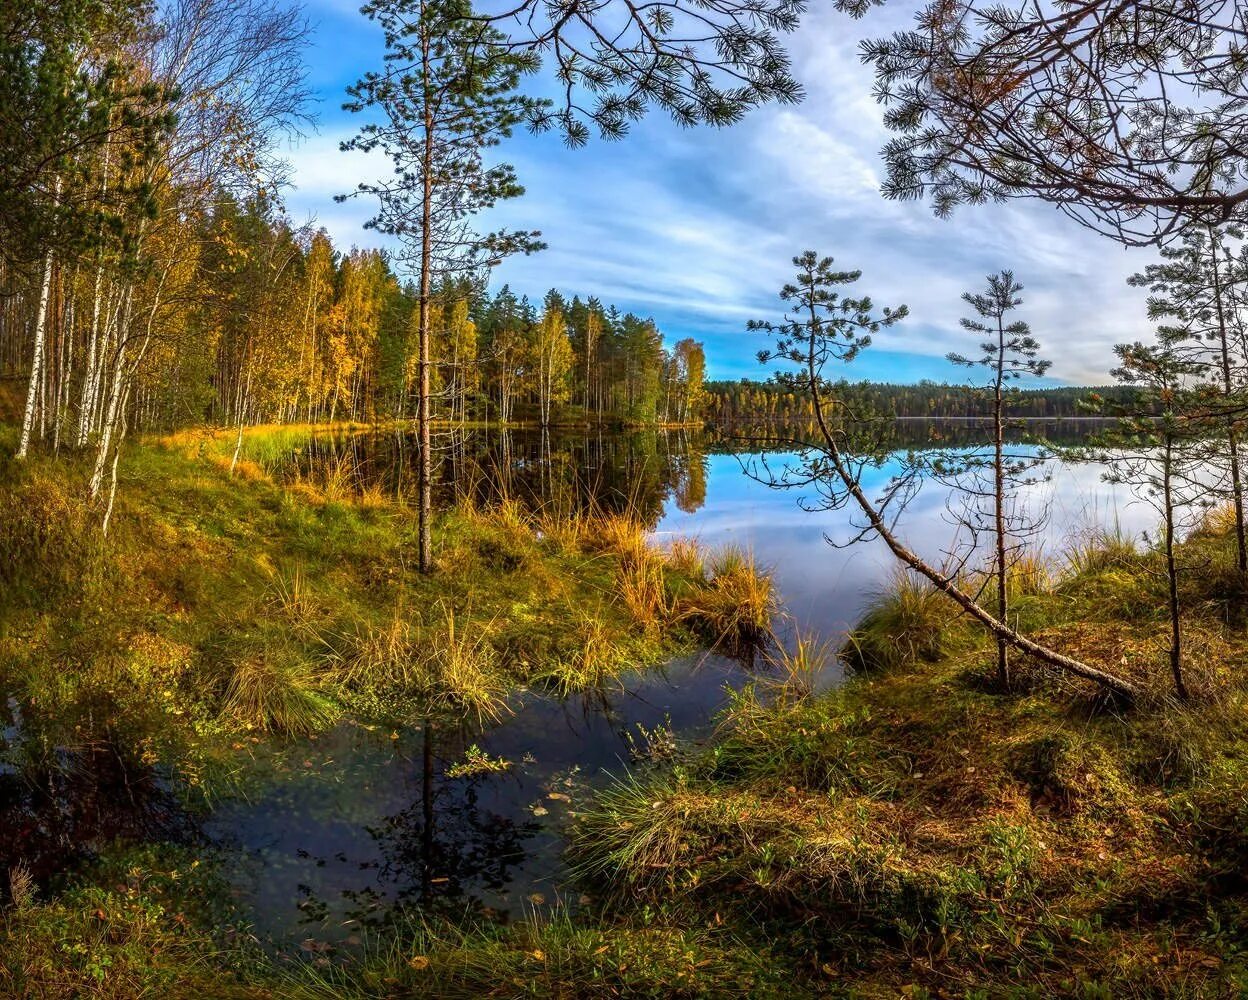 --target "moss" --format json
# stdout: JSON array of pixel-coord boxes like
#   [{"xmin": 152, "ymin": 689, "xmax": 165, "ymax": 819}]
[{"xmin": 0, "ymin": 845, "xmax": 271, "ymax": 999}]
